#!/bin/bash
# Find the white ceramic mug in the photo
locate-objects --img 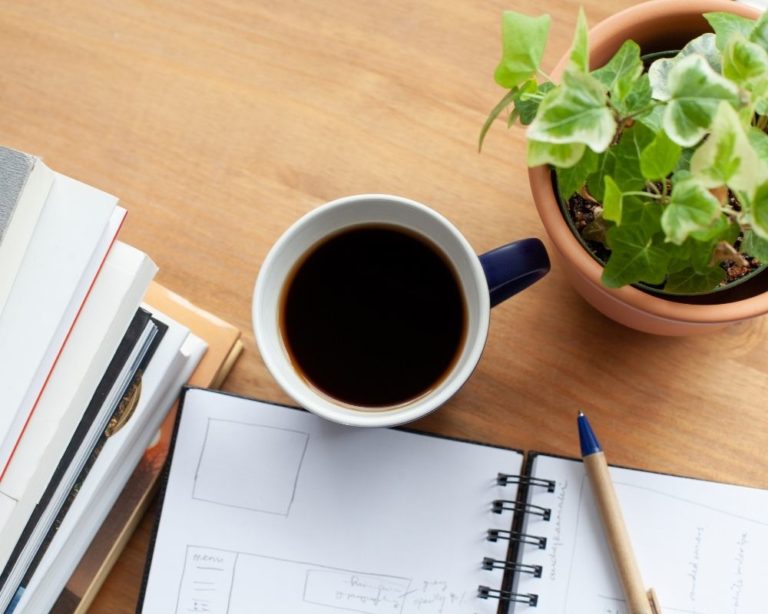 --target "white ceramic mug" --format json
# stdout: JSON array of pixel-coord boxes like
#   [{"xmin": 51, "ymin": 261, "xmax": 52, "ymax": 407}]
[{"xmin": 252, "ymin": 194, "xmax": 549, "ymax": 427}]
